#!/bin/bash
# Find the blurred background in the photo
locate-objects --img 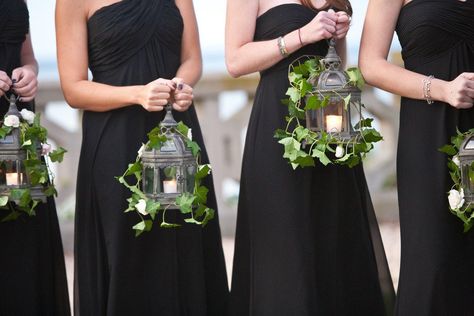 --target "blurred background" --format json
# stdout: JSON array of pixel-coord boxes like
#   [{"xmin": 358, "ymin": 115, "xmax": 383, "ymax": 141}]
[{"xmin": 28, "ymin": 0, "xmax": 403, "ymax": 300}]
